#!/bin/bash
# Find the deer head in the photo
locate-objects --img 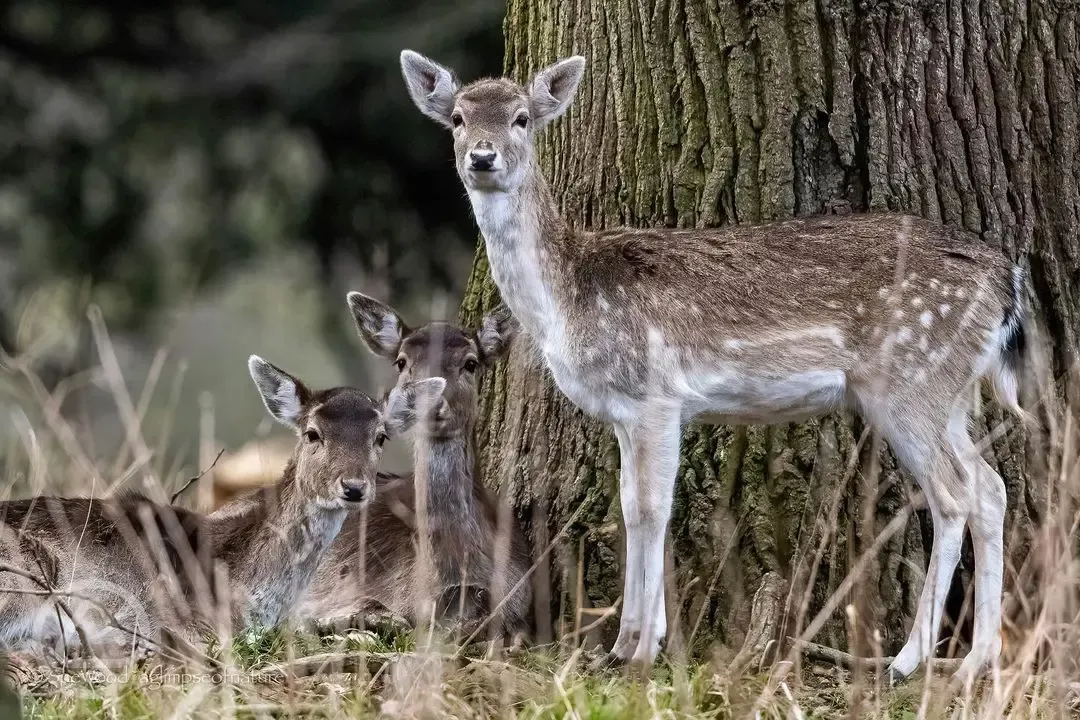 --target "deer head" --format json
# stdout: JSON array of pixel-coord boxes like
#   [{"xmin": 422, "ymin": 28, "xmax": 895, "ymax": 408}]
[
  {"xmin": 247, "ymin": 355, "xmax": 446, "ymax": 507},
  {"xmin": 346, "ymin": 292, "xmax": 518, "ymax": 439},
  {"xmin": 399, "ymin": 49, "xmax": 586, "ymax": 194}
]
